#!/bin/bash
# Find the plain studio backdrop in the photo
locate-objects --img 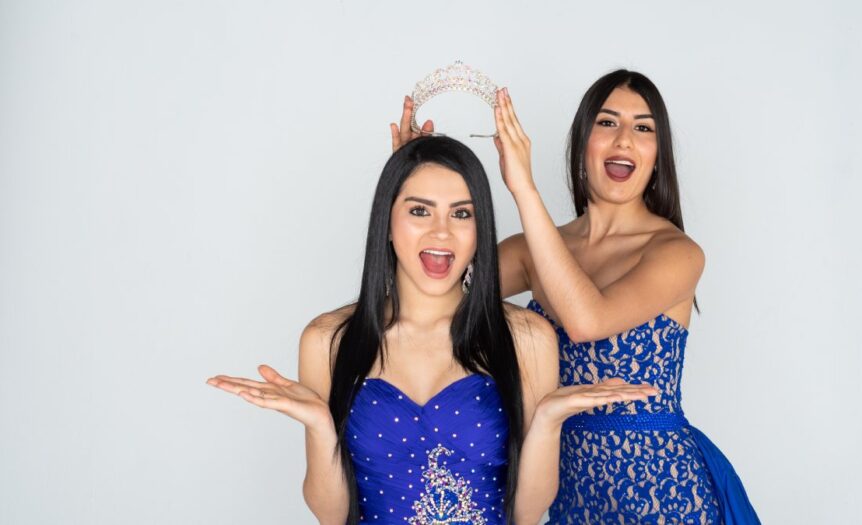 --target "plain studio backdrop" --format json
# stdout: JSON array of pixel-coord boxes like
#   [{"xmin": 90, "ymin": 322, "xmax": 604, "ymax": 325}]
[{"xmin": 1, "ymin": 1, "xmax": 860, "ymax": 523}]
